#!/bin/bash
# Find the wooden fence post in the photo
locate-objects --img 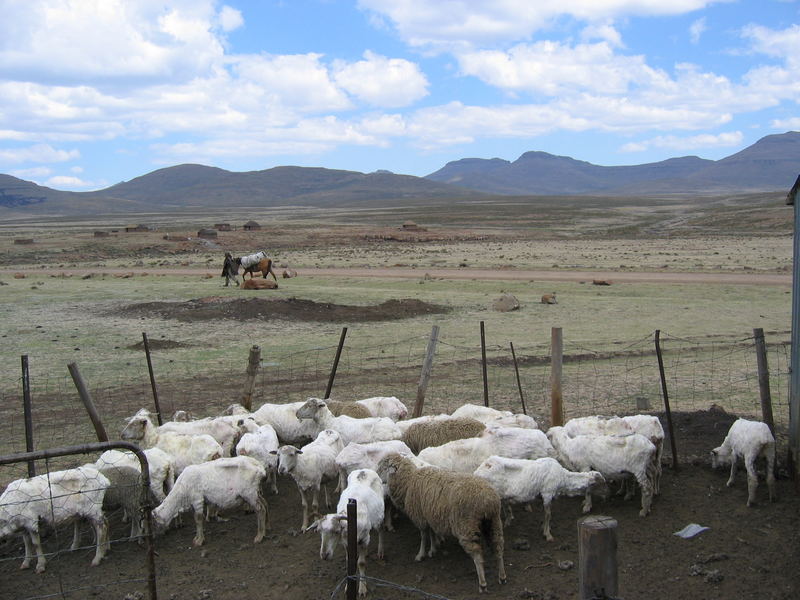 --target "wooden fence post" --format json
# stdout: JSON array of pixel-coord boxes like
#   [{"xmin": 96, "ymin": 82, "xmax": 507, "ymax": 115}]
[
  {"xmin": 346, "ymin": 498, "xmax": 358, "ymax": 600},
  {"xmin": 754, "ymin": 328, "xmax": 775, "ymax": 436},
  {"xmin": 480, "ymin": 321, "xmax": 489, "ymax": 407},
  {"xmin": 655, "ymin": 330, "xmax": 679, "ymax": 469},
  {"xmin": 550, "ymin": 327, "xmax": 564, "ymax": 427},
  {"xmin": 67, "ymin": 362, "xmax": 108, "ymax": 442},
  {"xmin": 413, "ymin": 325, "xmax": 439, "ymax": 418},
  {"xmin": 325, "ymin": 327, "xmax": 348, "ymax": 399},
  {"xmin": 142, "ymin": 332, "xmax": 163, "ymax": 425},
  {"xmin": 21, "ymin": 355, "xmax": 35, "ymax": 477},
  {"xmin": 578, "ymin": 515, "xmax": 618, "ymax": 600},
  {"xmin": 242, "ymin": 345, "xmax": 261, "ymax": 411}
]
